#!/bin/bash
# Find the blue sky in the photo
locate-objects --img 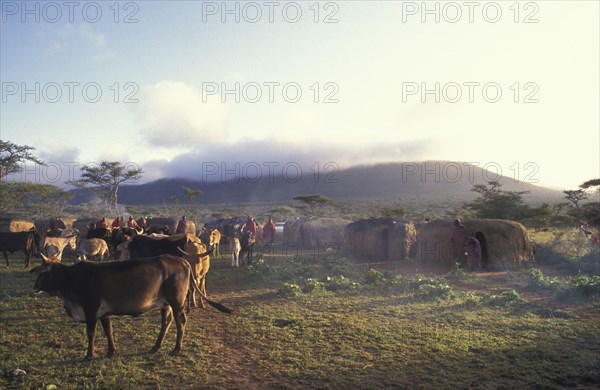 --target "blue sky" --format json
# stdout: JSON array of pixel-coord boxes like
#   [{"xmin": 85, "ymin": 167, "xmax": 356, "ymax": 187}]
[{"xmin": 1, "ymin": 1, "xmax": 598, "ymax": 190}]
